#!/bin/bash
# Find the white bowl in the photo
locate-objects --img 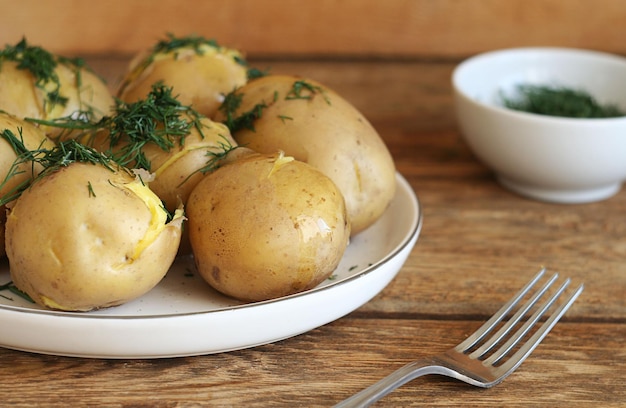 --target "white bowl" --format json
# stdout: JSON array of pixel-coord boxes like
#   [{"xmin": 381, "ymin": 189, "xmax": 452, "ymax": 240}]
[{"xmin": 452, "ymin": 47, "xmax": 626, "ymax": 203}]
